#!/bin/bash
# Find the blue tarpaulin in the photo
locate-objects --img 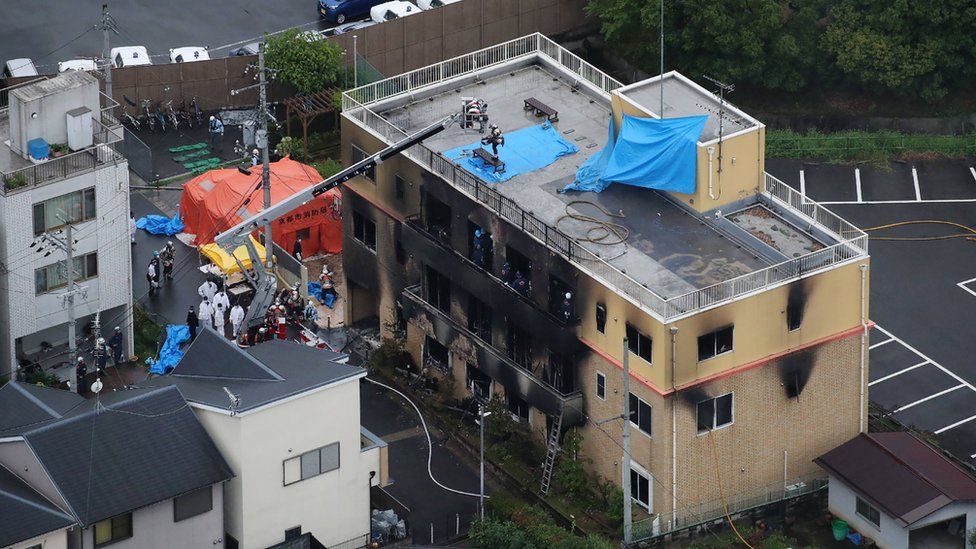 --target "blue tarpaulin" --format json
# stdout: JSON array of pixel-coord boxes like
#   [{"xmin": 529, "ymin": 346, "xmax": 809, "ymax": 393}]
[
  {"xmin": 147, "ymin": 324, "xmax": 190, "ymax": 375},
  {"xmin": 562, "ymin": 114, "xmax": 707, "ymax": 194},
  {"xmin": 136, "ymin": 214, "xmax": 185, "ymax": 236},
  {"xmin": 307, "ymin": 282, "xmax": 336, "ymax": 309},
  {"xmin": 443, "ymin": 123, "xmax": 578, "ymax": 183}
]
